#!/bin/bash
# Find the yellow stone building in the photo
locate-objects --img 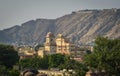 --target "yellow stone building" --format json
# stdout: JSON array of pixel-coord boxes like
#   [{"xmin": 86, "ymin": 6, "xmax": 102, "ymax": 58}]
[
  {"xmin": 56, "ymin": 34, "xmax": 75, "ymax": 54},
  {"xmin": 18, "ymin": 32, "xmax": 75, "ymax": 58},
  {"xmin": 38, "ymin": 32, "xmax": 75, "ymax": 57},
  {"xmin": 44, "ymin": 32, "xmax": 56, "ymax": 54},
  {"xmin": 18, "ymin": 46, "xmax": 37, "ymax": 59}
]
